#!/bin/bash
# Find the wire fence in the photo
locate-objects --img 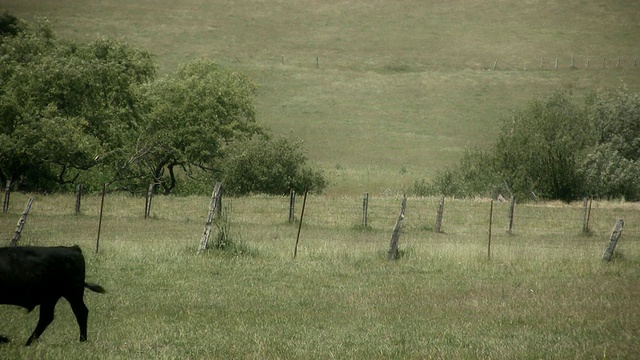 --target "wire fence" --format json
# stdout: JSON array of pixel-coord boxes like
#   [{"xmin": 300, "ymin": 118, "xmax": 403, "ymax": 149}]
[{"xmin": 1, "ymin": 190, "xmax": 638, "ymax": 258}]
